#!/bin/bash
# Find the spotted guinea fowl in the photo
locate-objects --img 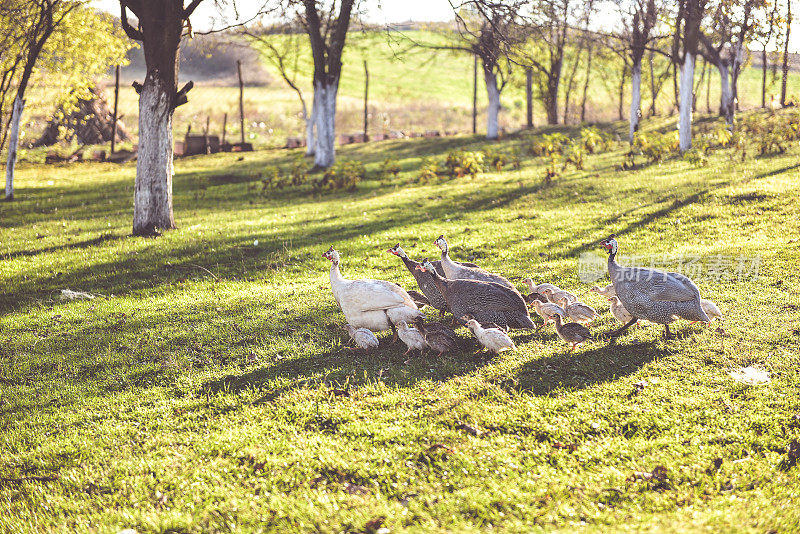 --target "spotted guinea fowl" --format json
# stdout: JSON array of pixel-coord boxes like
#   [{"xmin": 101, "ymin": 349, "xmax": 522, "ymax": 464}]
[
  {"xmin": 590, "ymin": 284, "xmax": 617, "ymax": 297},
  {"xmin": 607, "ymin": 296, "xmax": 635, "ymax": 325},
  {"xmin": 413, "ymin": 317, "xmax": 458, "ymax": 356},
  {"xmin": 532, "ymin": 299, "xmax": 566, "ymax": 329},
  {"xmin": 433, "ymin": 235, "xmax": 518, "ymax": 291},
  {"xmin": 558, "ymin": 297, "xmax": 599, "ymax": 324},
  {"xmin": 600, "ymin": 235, "xmax": 710, "ymax": 339},
  {"xmin": 343, "ymin": 324, "xmax": 380, "ymax": 352},
  {"xmin": 416, "ymin": 259, "xmax": 536, "ymax": 329},
  {"xmin": 464, "ymin": 318, "xmax": 516, "ymax": 354},
  {"xmin": 324, "ymin": 247, "xmax": 422, "ymax": 336},
  {"xmin": 387, "ymin": 243, "xmax": 477, "ymax": 313},
  {"xmin": 553, "ymin": 315, "xmax": 593, "ymax": 352}
]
